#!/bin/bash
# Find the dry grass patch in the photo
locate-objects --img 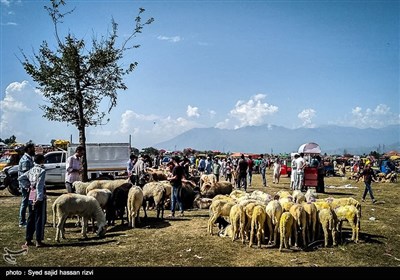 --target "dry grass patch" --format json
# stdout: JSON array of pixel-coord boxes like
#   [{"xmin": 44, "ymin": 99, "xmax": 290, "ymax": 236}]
[{"xmin": 0, "ymin": 171, "xmax": 399, "ymax": 268}]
